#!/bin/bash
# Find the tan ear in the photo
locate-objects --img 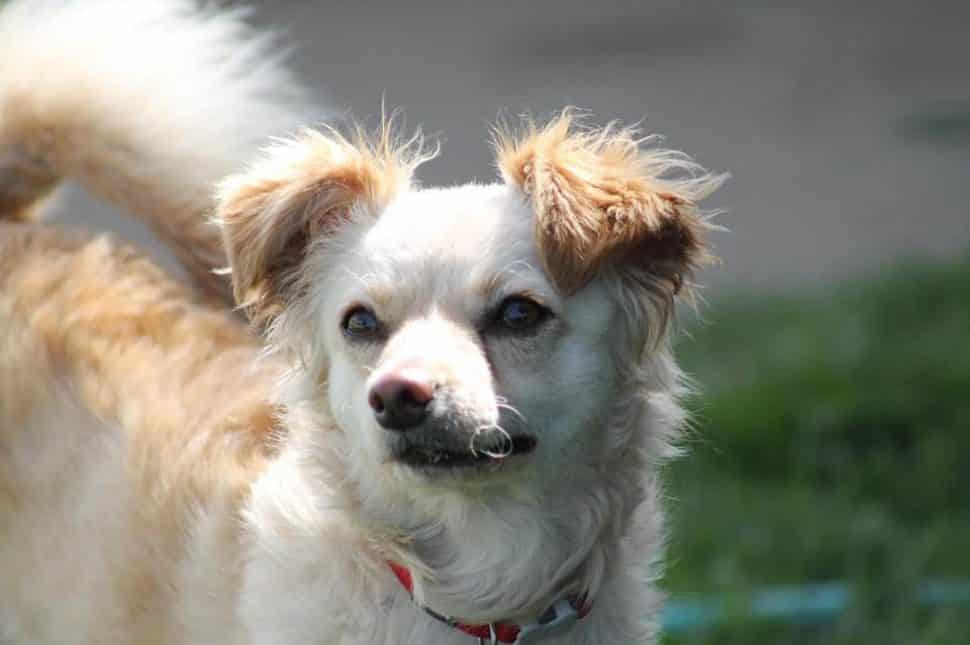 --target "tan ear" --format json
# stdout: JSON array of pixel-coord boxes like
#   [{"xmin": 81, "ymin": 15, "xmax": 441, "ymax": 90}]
[
  {"xmin": 494, "ymin": 111, "xmax": 724, "ymax": 295},
  {"xmin": 215, "ymin": 125, "xmax": 428, "ymax": 324}
]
